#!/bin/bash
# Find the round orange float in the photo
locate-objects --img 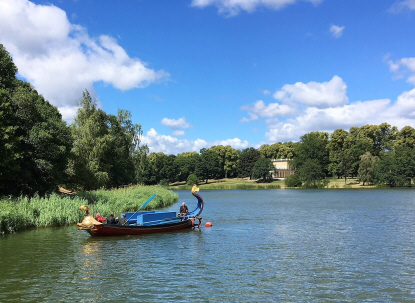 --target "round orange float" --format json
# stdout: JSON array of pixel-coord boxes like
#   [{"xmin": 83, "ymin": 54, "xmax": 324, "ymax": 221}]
[{"xmin": 205, "ymin": 222, "xmax": 212, "ymax": 227}]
